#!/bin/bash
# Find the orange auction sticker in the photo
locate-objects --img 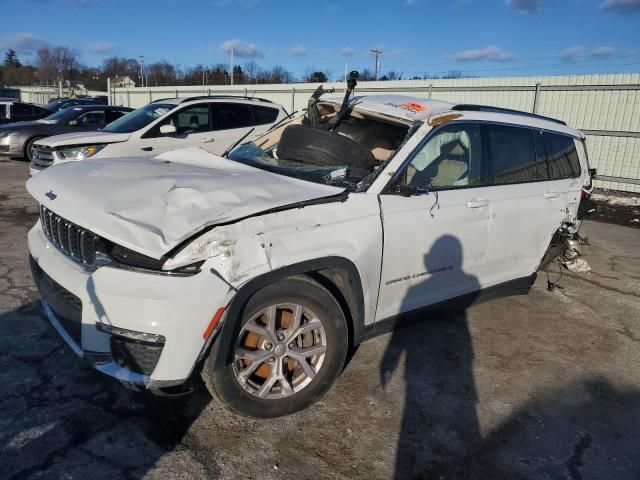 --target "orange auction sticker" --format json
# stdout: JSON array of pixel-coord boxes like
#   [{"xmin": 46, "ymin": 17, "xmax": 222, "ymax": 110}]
[{"xmin": 401, "ymin": 102, "xmax": 427, "ymax": 112}]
